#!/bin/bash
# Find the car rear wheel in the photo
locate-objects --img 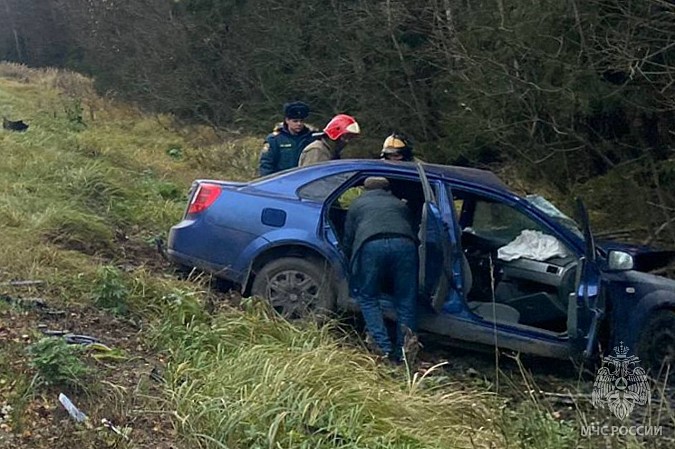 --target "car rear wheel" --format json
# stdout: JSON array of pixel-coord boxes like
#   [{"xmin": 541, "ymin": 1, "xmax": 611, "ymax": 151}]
[
  {"xmin": 251, "ymin": 257, "xmax": 335, "ymax": 319},
  {"xmin": 637, "ymin": 310, "xmax": 675, "ymax": 378}
]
